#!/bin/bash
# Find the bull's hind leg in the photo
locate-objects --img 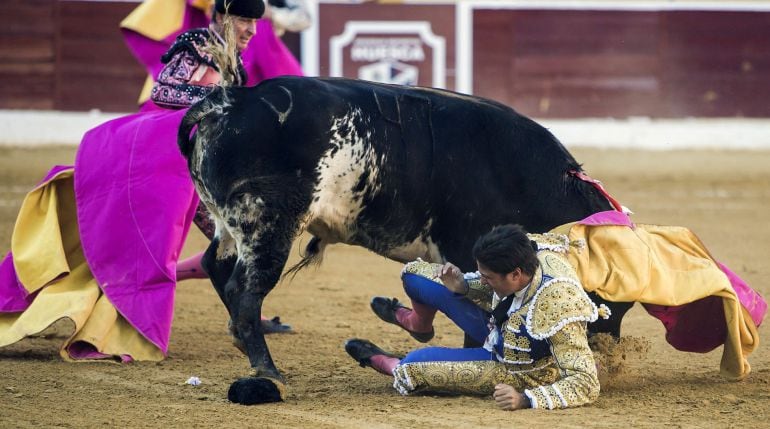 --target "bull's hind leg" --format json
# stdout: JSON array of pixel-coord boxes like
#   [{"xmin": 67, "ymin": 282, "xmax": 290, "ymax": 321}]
[{"xmin": 587, "ymin": 293, "xmax": 635, "ymax": 338}]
